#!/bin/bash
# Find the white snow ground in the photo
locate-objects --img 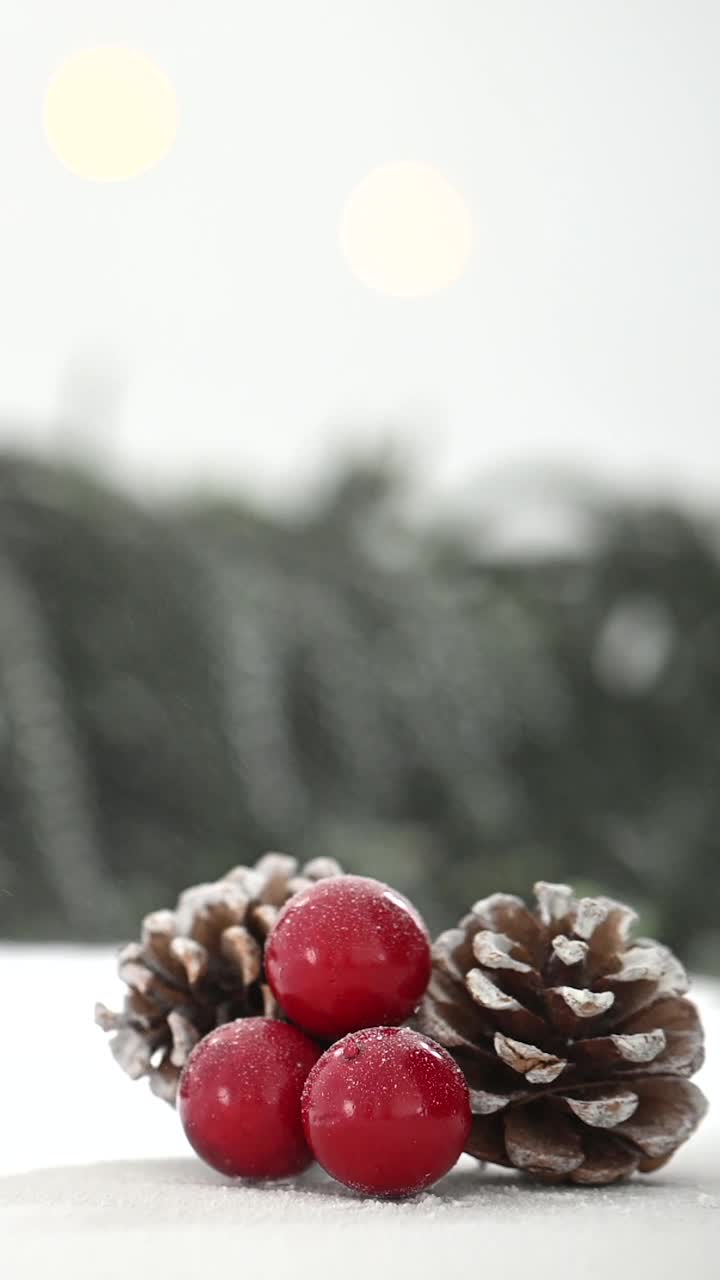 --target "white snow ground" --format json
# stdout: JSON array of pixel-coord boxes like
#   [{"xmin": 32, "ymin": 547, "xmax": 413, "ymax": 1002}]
[{"xmin": 2, "ymin": 946, "xmax": 719, "ymax": 1279}]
